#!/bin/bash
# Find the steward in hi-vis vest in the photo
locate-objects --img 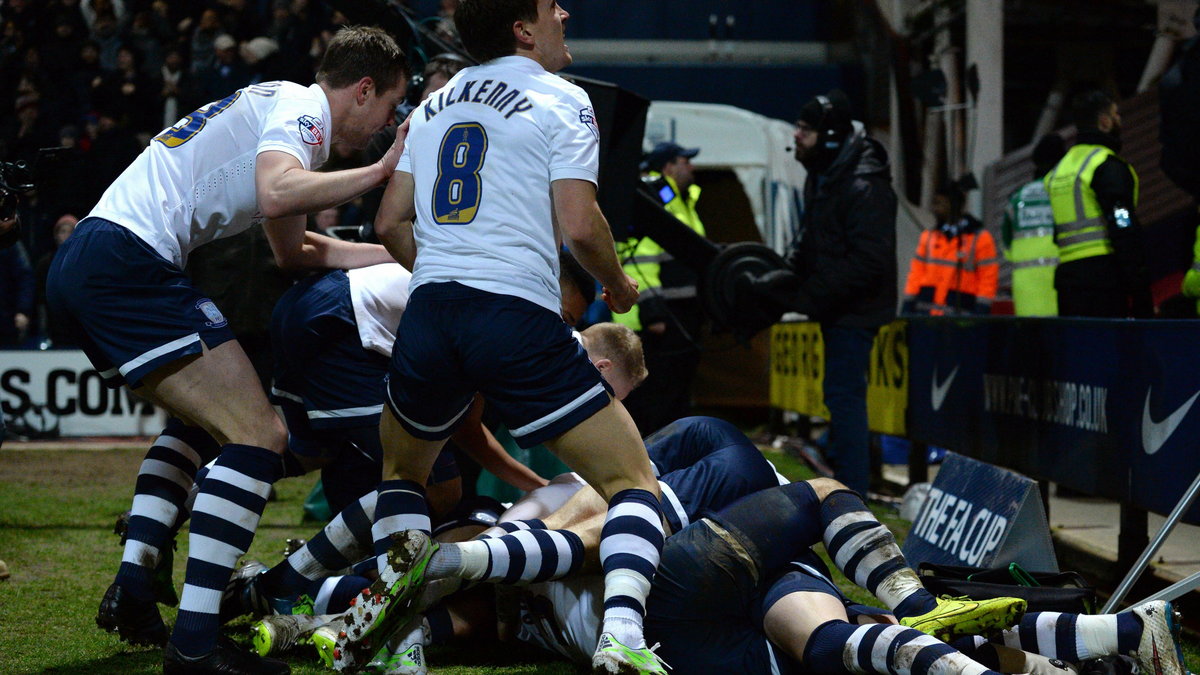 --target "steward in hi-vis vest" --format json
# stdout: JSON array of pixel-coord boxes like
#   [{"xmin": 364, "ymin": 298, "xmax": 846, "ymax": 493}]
[
  {"xmin": 1002, "ymin": 134, "xmax": 1066, "ymax": 316},
  {"xmin": 615, "ymin": 141, "xmax": 707, "ymax": 434},
  {"xmin": 1045, "ymin": 90, "xmax": 1151, "ymax": 318}
]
